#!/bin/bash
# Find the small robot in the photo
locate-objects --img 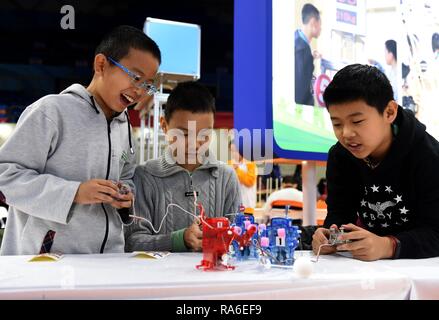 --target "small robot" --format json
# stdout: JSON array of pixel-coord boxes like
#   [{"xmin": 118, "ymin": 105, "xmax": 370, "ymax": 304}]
[
  {"xmin": 257, "ymin": 206, "xmax": 301, "ymax": 266},
  {"xmin": 231, "ymin": 212, "xmax": 259, "ymax": 260},
  {"xmin": 196, "ymin": 204, "xmax": 257, "ymax": 271}
]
